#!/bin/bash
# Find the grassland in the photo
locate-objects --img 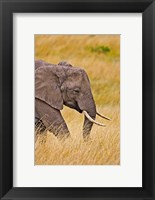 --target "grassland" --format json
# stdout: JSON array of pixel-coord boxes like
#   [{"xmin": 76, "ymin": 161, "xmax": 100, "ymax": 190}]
[{"xmin": 35, "ymin": 35, "xmax": 120, "ymax": 165}]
